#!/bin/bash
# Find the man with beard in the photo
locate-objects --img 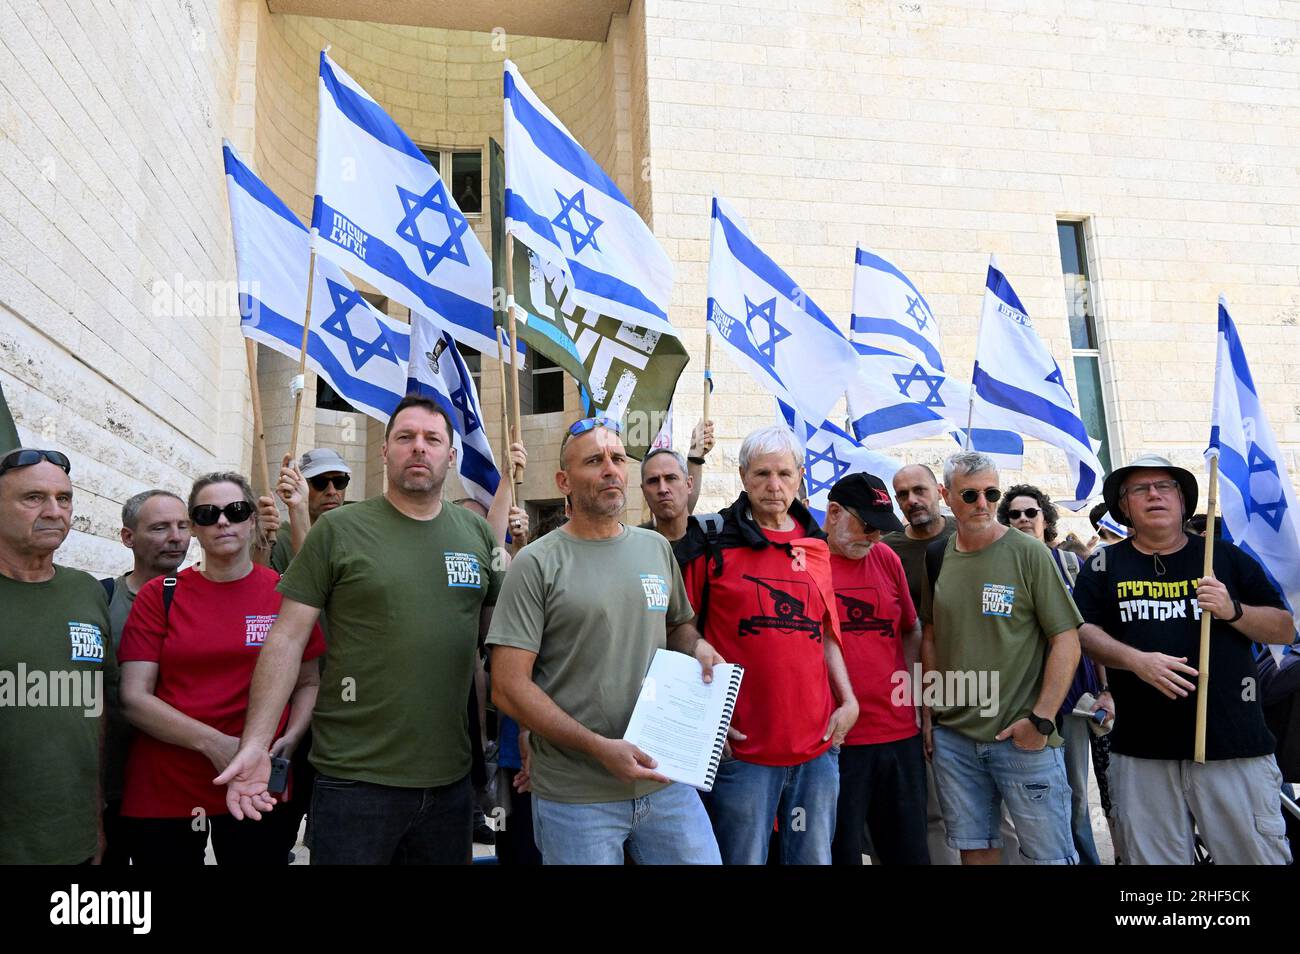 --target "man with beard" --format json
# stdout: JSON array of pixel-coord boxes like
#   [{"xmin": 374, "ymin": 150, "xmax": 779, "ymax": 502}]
[
  {"xmin": 268, "ymin": 448, "xmax": 352, "ymax": 572},
  {"xmin": 489, "ymin": 416, "xmax": 724, "ymax": 864},
  {"xmin": 217, "ymin": 395, "xmax": 503, "ymax": 864},
  {"xmin": 881, "ymin": 464, "xmax": 955, "ymax": 610}
]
